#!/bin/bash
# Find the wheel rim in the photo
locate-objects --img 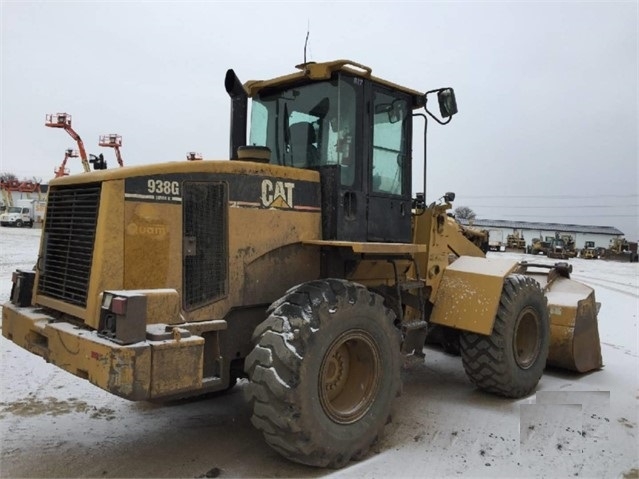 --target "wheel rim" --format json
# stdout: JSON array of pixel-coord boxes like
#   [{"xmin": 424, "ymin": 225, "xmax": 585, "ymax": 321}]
[
  {"xmin": 319, "ymin": 329, "xmax": 381, "ymax": 424},
  {"xmin": 513, "ymin": 306, "xmax": 541, "ymax": 369}
]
